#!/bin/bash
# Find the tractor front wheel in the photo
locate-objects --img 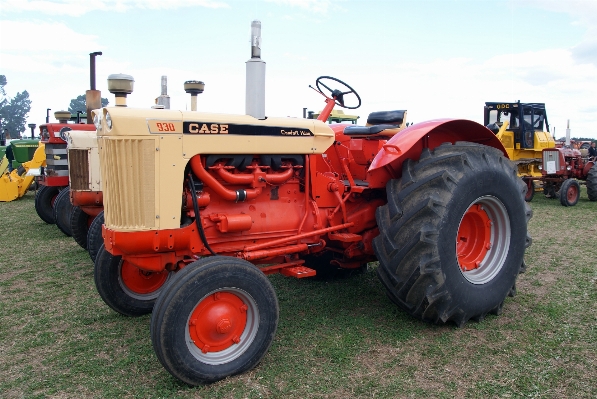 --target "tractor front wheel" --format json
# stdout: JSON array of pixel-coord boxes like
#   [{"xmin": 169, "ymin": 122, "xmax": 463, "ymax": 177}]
[
  {"xmin": 559, "ymin": 179, "xmax": 580, "ymax": 207},
  {"xmin": 87, "ymin": 211, "xmax": 104, "ymax": 262},
  {"xmin": 35, "ymin": 185, "xmax": 60, "ymax": 224},
  {"xmin": 70, "ymin": 206, "xmax": 92, "ymax": 249},
  {"xmin": 586, "ymin": 164, "xmax": 597, "ymax": 201},
  {"xmin": 94, "ymin": 245, "xmax": 172, "ymax": 316},
  {"xmin": 373, "ymin": 142, "xmax": 532, "ymax": 327},
  {"xmin": 151, "ymin": 256, "xmax": 279, "ymax": 386},
  {"xmin": 53, "ymin": 187, "xmax": 73, "ymax": 236}
]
